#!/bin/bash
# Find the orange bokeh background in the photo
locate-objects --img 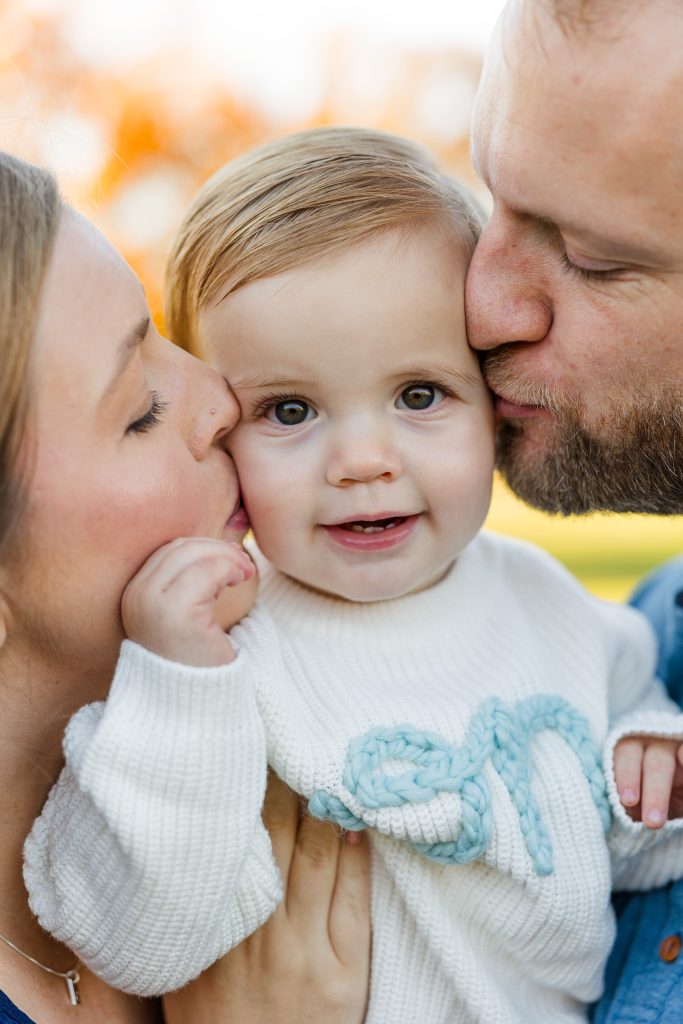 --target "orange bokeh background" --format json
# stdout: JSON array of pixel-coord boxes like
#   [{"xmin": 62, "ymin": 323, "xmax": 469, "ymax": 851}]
[{"xmin": 2, "ymin": 0, "xmax": 681, "ymax": 598}]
